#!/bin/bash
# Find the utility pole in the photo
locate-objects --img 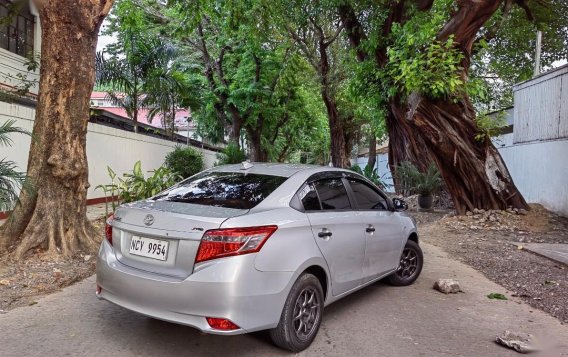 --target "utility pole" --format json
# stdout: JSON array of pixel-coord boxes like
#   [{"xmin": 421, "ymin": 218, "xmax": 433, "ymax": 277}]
[{"xmin": 534, "ymin": 30, "xmax": 542, "ymax": 77}]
